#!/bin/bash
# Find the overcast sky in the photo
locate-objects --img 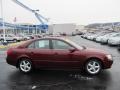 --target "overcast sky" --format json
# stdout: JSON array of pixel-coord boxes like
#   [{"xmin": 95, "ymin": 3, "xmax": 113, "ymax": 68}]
[{"xmin": 1, "ymin": 0, "xmax": 120, "ymax": 25}]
